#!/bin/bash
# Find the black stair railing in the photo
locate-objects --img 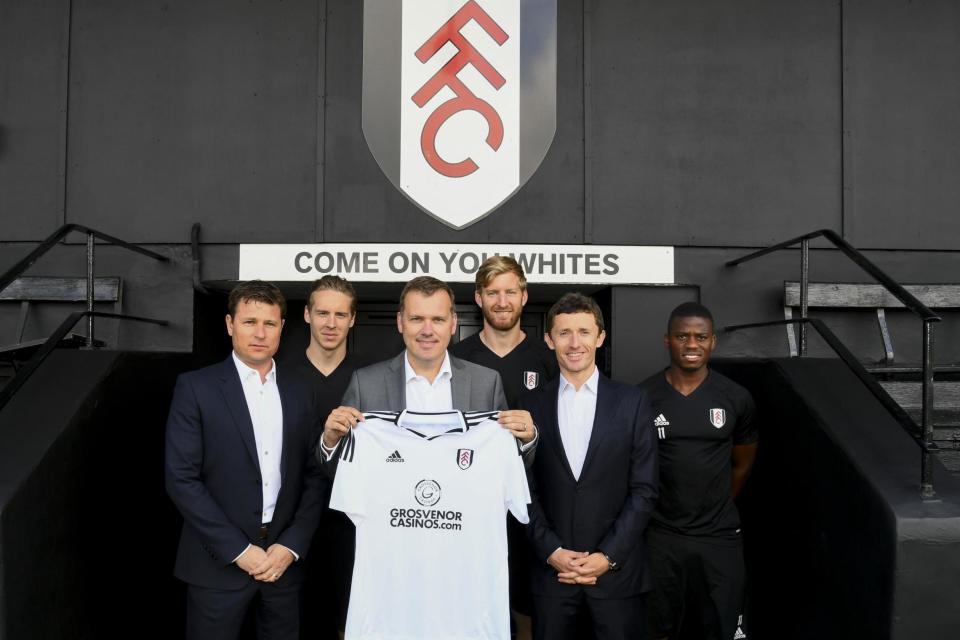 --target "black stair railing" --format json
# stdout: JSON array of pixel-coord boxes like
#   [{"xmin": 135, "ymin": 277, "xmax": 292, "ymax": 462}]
[
  {"xmin": 0, "ymin": 223, "xmax": 169, "ymax": 348},
  {"xmin": 0, "ymin": 224, "xmax": 170, "ymax": 411},
  {"xmin": 0, "ymin": 311, "xmax": 167, "ymax": 410},
  {"xmin": 727, "ymin": 229, "xmax": 942, "ymax": 498},
  {"xmin": 191, "ymin": 223, "xmax": 213, "ymax": 294}
]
